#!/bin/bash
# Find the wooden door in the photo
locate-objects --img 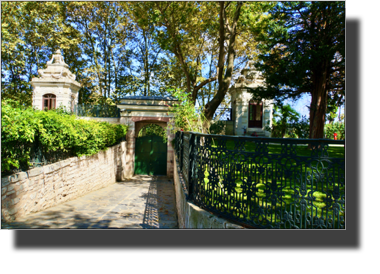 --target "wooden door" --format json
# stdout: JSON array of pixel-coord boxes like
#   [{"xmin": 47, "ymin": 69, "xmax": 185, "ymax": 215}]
[
  {"xmin": 134, "ymin": 135, "xmax": 167, "ymax": 175},
  {"xmin": 248, "ymin": 101, "xmax": 263, "ymax": 128}
]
